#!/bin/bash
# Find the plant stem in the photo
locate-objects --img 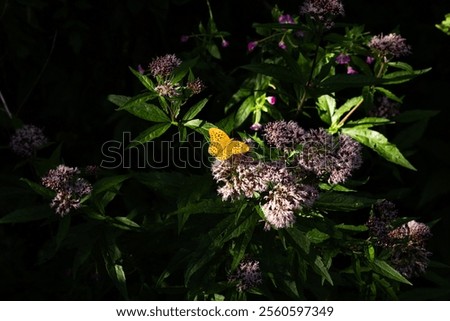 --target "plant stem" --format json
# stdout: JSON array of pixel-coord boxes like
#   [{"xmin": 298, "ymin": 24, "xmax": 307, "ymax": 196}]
[
  {"xmin": 337, "ymin": 98, "xmax": 364, "ymax": 128},
  {"xmin": 0, "ymin": 89, "xmax": 12, "ymax": 119}
]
